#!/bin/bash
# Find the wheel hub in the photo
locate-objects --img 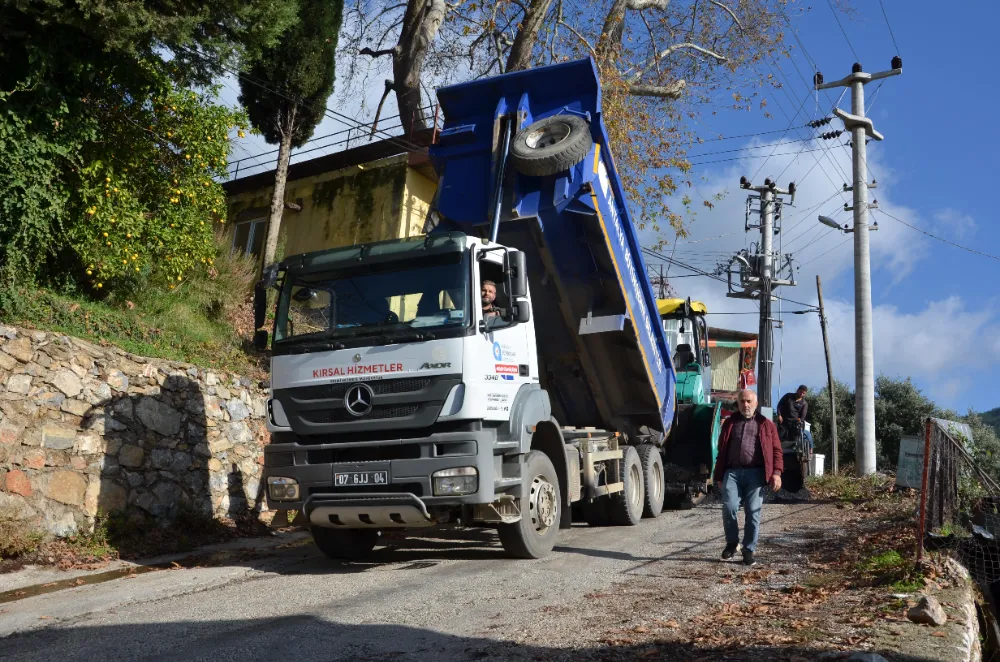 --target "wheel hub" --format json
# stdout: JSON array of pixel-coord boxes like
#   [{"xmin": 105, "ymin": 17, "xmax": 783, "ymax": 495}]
[
  {"xmin": 628, "ymin": 462, "xmax": 642, "ymax": 508},
  {"xmin": 529, "ymin": 475, "xmax": 558, "ymax": 530},
  {"xmin": 525, "ymin": 123, "xmax": 571, "ymax": 149}
]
